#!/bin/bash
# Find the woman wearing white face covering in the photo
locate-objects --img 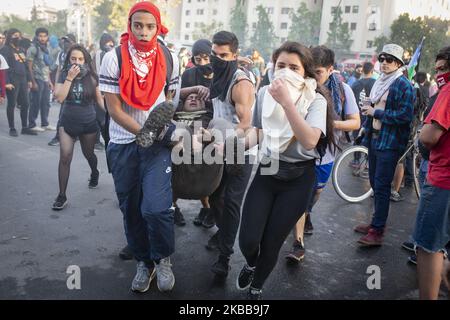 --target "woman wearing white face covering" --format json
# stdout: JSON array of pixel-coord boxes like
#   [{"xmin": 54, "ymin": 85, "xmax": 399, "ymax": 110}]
[{"xmin": 236, "ymin": 42, "xmax": 338, "ymax": 300}]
